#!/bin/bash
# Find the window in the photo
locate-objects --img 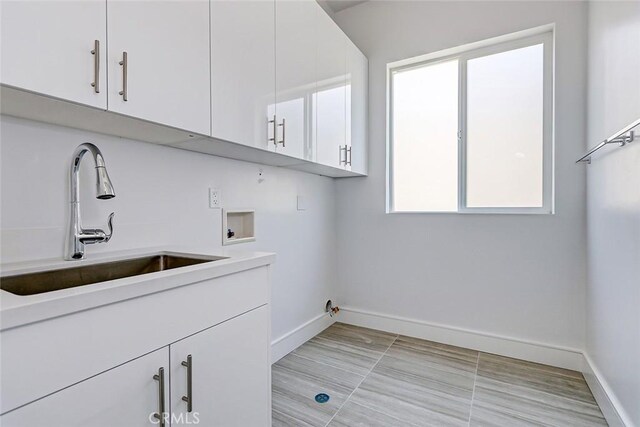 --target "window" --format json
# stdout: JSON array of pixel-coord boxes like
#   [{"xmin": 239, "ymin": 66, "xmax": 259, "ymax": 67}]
[{"xmin": 388, "ymin": 31, "xmax": 553, "ymax": 214}]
